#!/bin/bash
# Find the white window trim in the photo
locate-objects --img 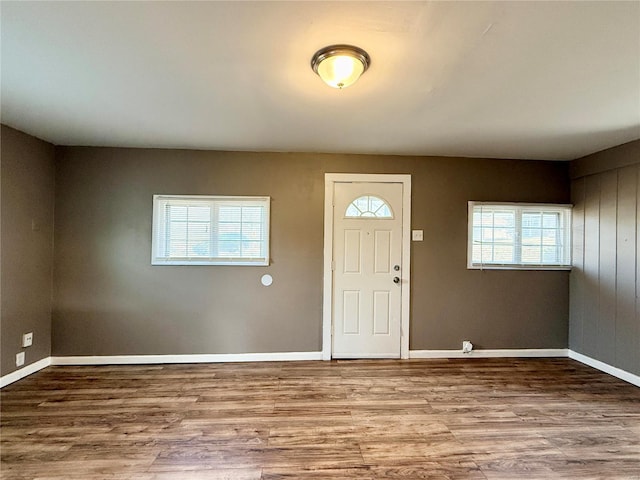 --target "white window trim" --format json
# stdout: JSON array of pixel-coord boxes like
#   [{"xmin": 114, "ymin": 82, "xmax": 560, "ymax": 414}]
[
  {"xmin": 152, "ymin": 194, "xmax": 270, "ymax": 266},
  {"xmin": 467, "ymin": 201, "xmax": 572, "ymax": 271}
]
